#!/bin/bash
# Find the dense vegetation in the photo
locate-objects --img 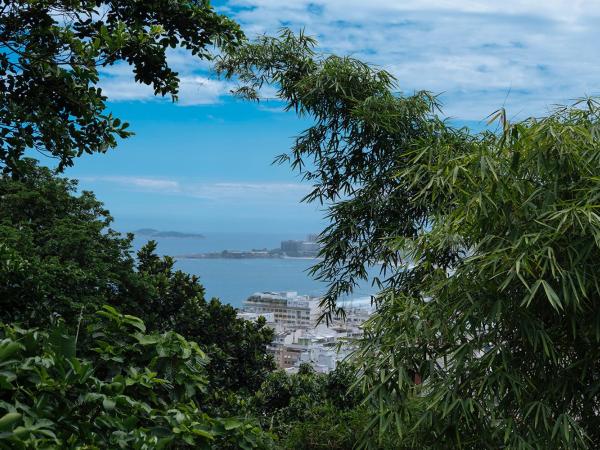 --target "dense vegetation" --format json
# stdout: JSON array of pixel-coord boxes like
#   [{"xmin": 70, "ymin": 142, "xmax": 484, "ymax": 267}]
[
  {"xmin": 1, "ymin": 1, "xmax": 599, "ymax": 448},
  {"xmin": 251, "ymin": 363, "xmax": 396, "ymax": 450},
  {"xmin": 0, "ymin": 307, "xmax": 270, "ymax": 448},
  {"xmin": 219, "ymin": 31, "xmax": 600, "ymax": 449},
  {"xmin": 0, "ymin": 161, "xmax": 374, "ymax": 448}
]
